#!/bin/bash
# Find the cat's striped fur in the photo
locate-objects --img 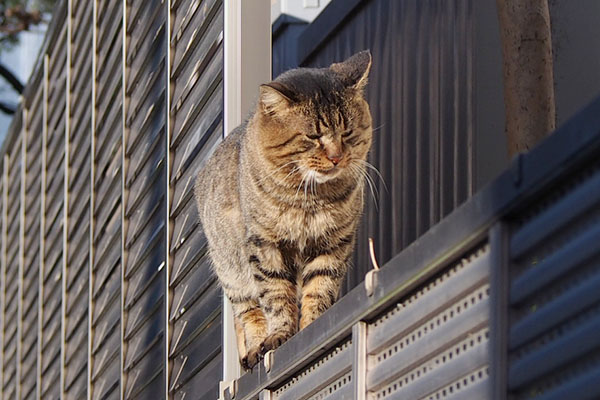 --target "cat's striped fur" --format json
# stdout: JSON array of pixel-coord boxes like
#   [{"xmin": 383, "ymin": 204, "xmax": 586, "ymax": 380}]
[{"xmin": 195, "ymin": 51, "xmax": 373, "ymax": 369}]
